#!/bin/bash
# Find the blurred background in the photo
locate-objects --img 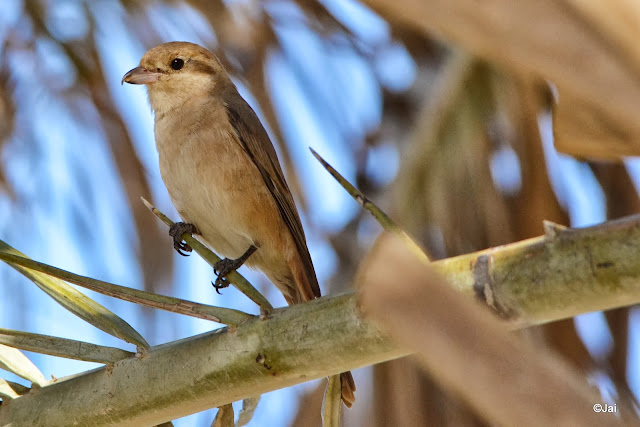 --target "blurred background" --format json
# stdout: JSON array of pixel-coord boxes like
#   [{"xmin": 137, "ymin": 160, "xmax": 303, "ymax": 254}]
[{"xmin": 1, "ymin": 0, "xmax": 639, "ymax": 425}]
